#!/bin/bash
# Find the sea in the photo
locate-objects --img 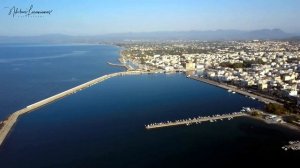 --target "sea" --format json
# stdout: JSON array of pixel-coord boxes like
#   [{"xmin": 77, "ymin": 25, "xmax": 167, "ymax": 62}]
[{"xmin": 0, "ymin": 44, "xmax": 299, "ymax": 168}]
